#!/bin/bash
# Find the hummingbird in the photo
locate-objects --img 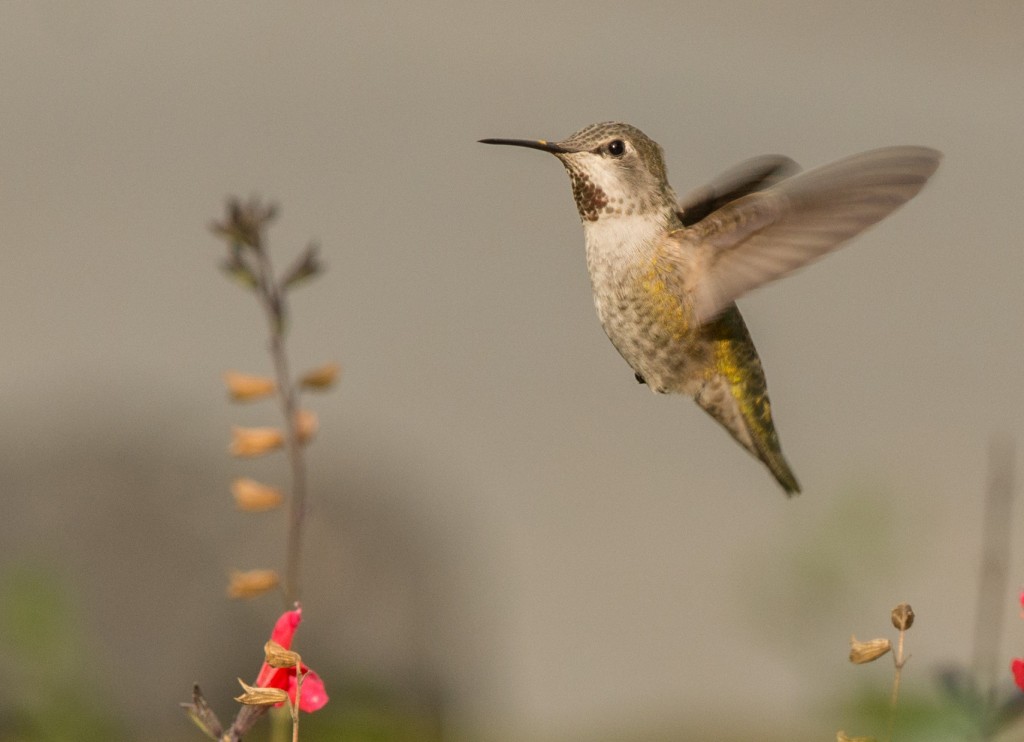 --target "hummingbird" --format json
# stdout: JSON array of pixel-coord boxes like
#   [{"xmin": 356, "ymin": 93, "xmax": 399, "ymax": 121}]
[{"xmin": 481, "ymin": 122, "xmax": 940, "ymax": 495}]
